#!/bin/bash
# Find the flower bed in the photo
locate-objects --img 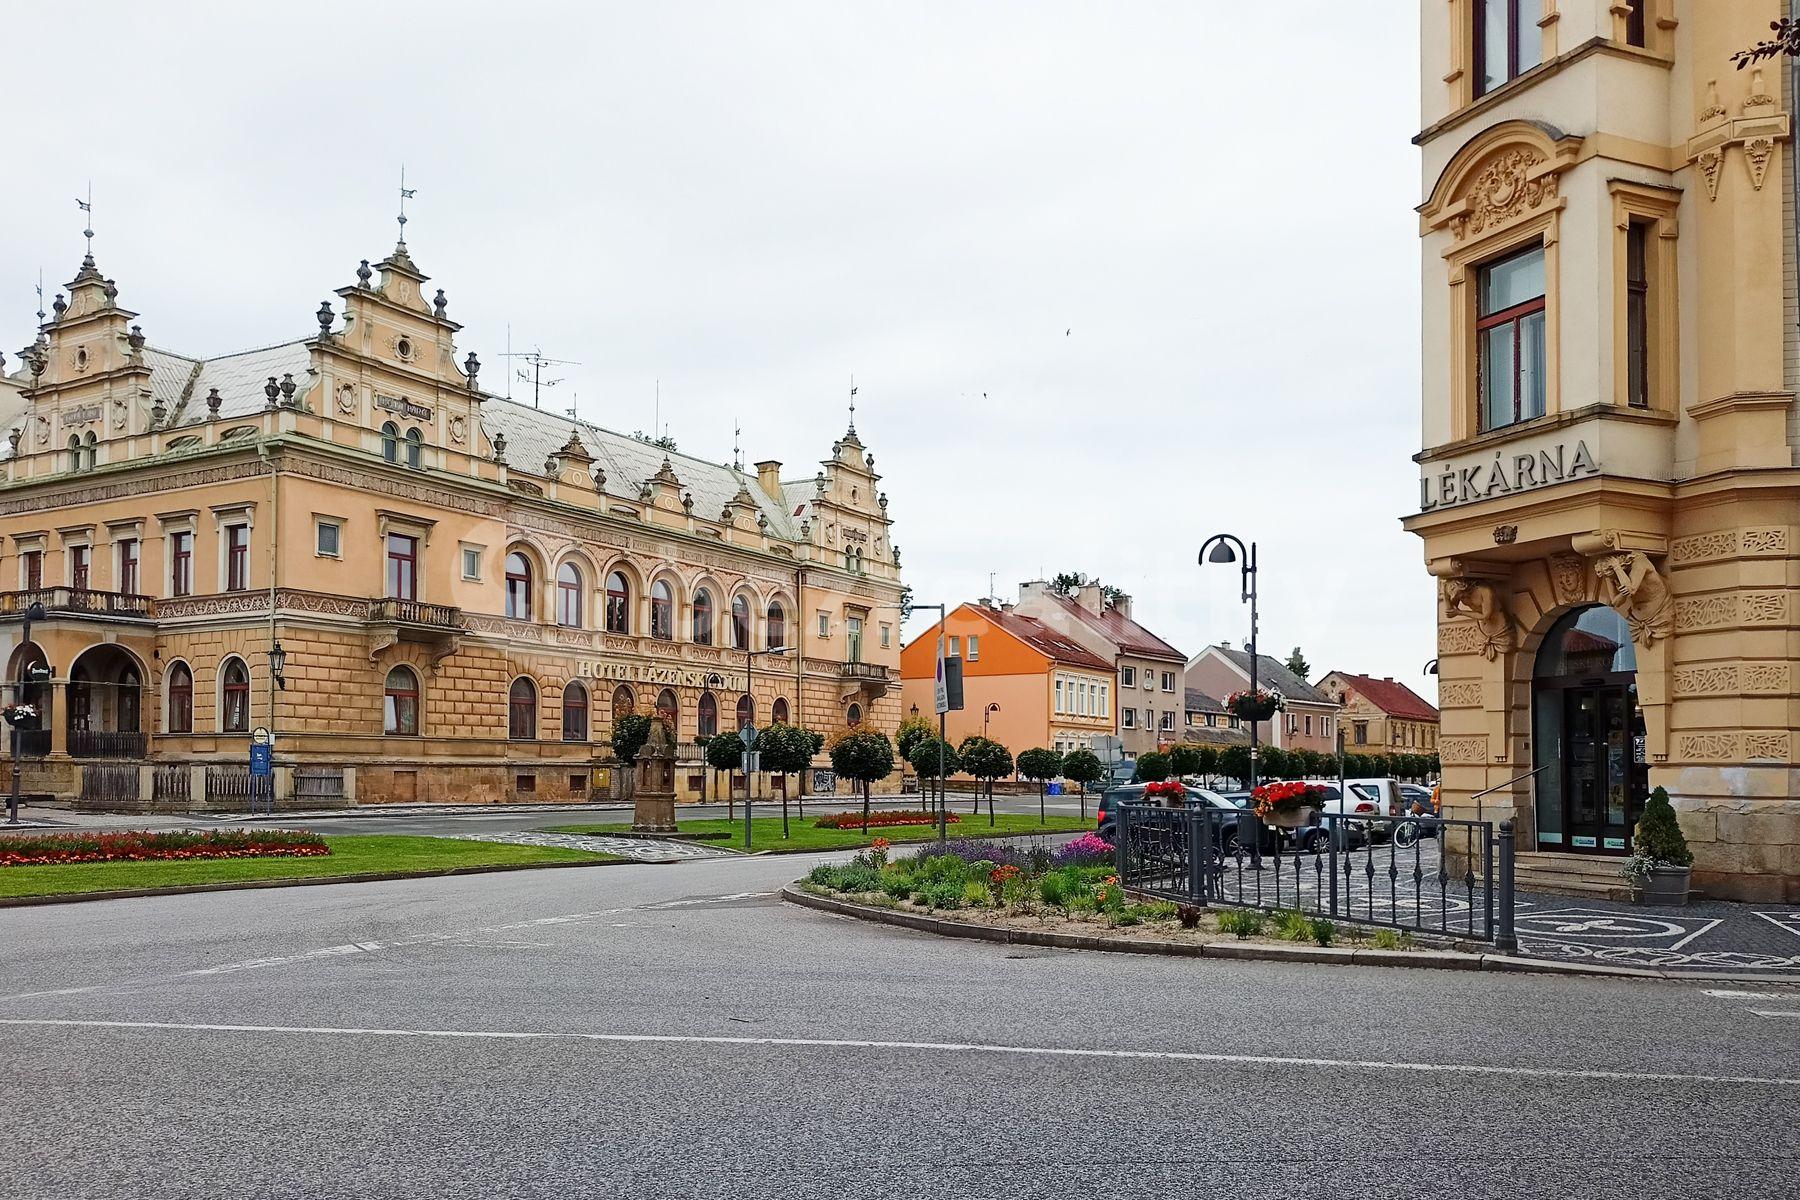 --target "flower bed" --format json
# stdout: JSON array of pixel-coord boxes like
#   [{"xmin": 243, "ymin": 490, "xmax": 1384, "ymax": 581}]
[
  {"xmin": 812, "ymin": 810, "xmax": 962, "ymax": 830},
  {"xmin": 0, "ymin": 829, "xmax": 330, "ymax": 868},
  {"xmin": 1050, "ymin": 833, "xmax": 1115, "ymax": 867}
]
